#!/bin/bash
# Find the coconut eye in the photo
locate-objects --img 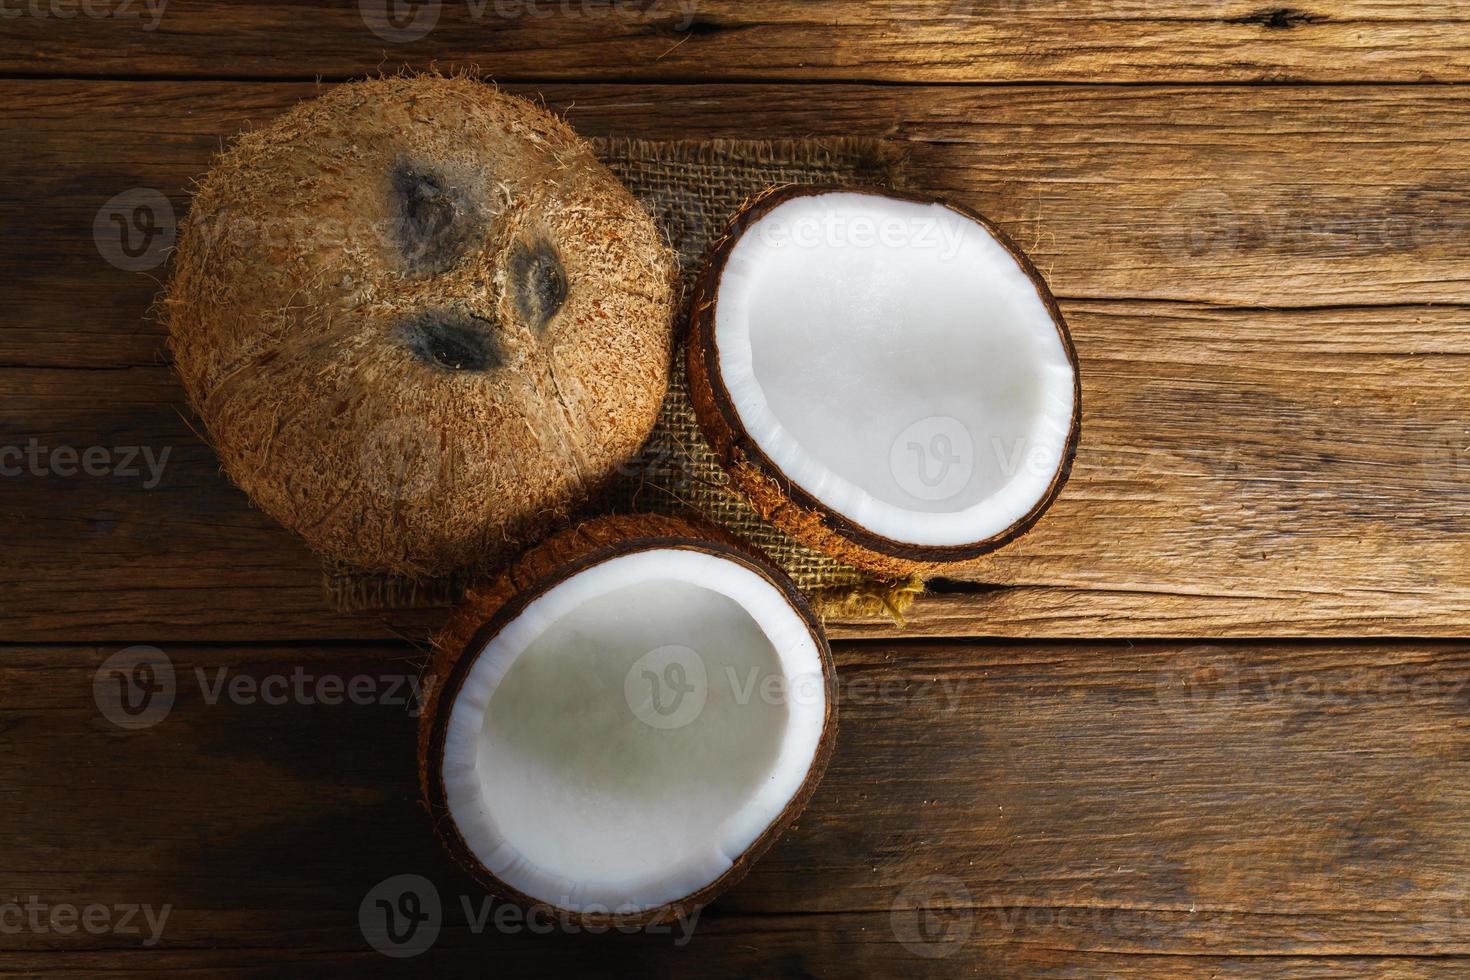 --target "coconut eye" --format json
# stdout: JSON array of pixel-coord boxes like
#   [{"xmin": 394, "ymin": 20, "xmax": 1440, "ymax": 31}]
[
  {"xmin": 390, "ymin": 160, "xmax": 483, "ymax": 276},
  {"xmin": 397, "ymin": 310, "xmax": 501, "ymax": 372},
  {"xmin": 508, "ymin": 238, "xmax": 568, "ymax": 331}
]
